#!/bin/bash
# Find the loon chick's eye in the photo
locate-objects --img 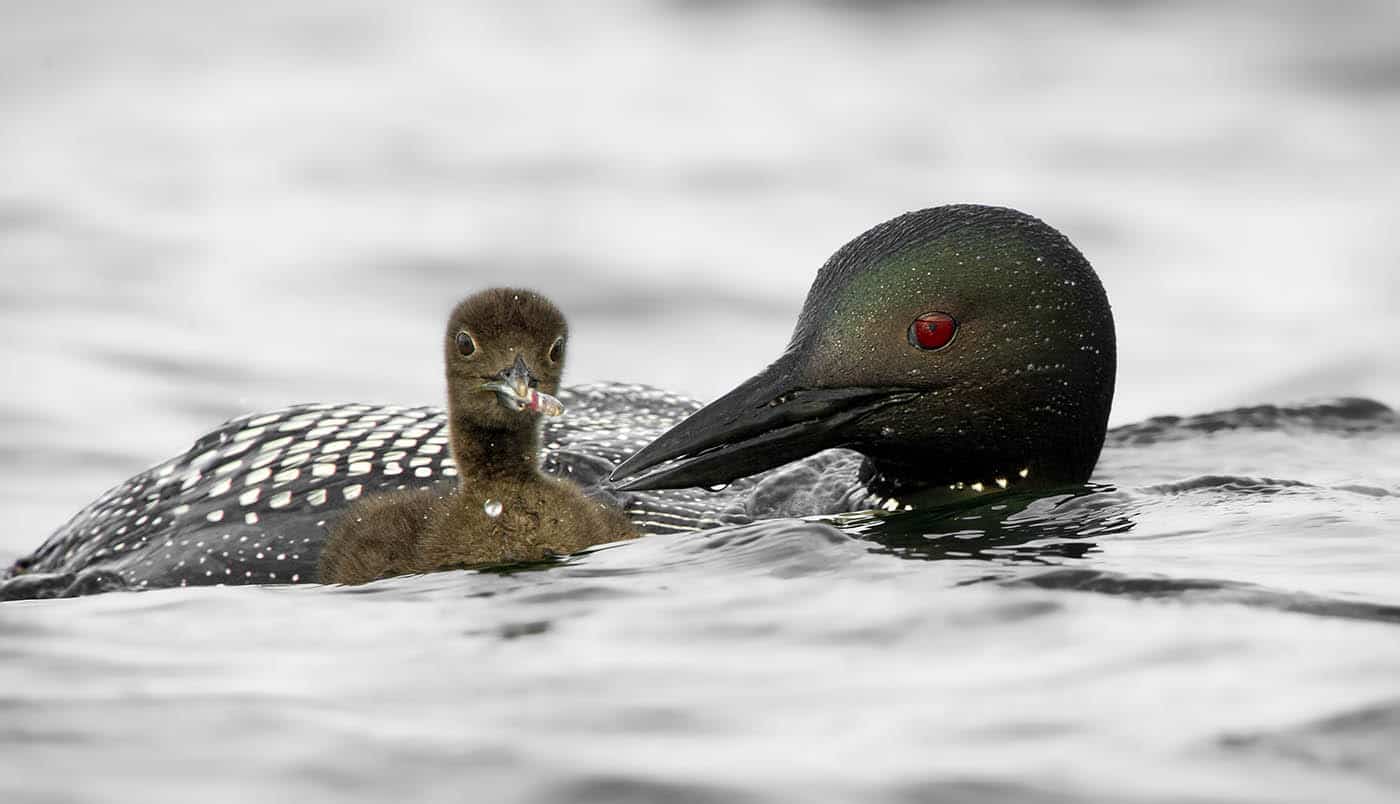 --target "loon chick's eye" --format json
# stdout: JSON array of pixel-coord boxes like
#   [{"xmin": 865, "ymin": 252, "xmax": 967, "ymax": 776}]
[
  {"xmin": 455, "ymin": 330, "xmax": 477, "ymax": 357},
  {"xmin": 548, "ymin": 336, "xmax": 565, "ymax": 364},
  {"xmin": 908, "ymin": 312, "xmax": 957, "ymax": 351}
]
